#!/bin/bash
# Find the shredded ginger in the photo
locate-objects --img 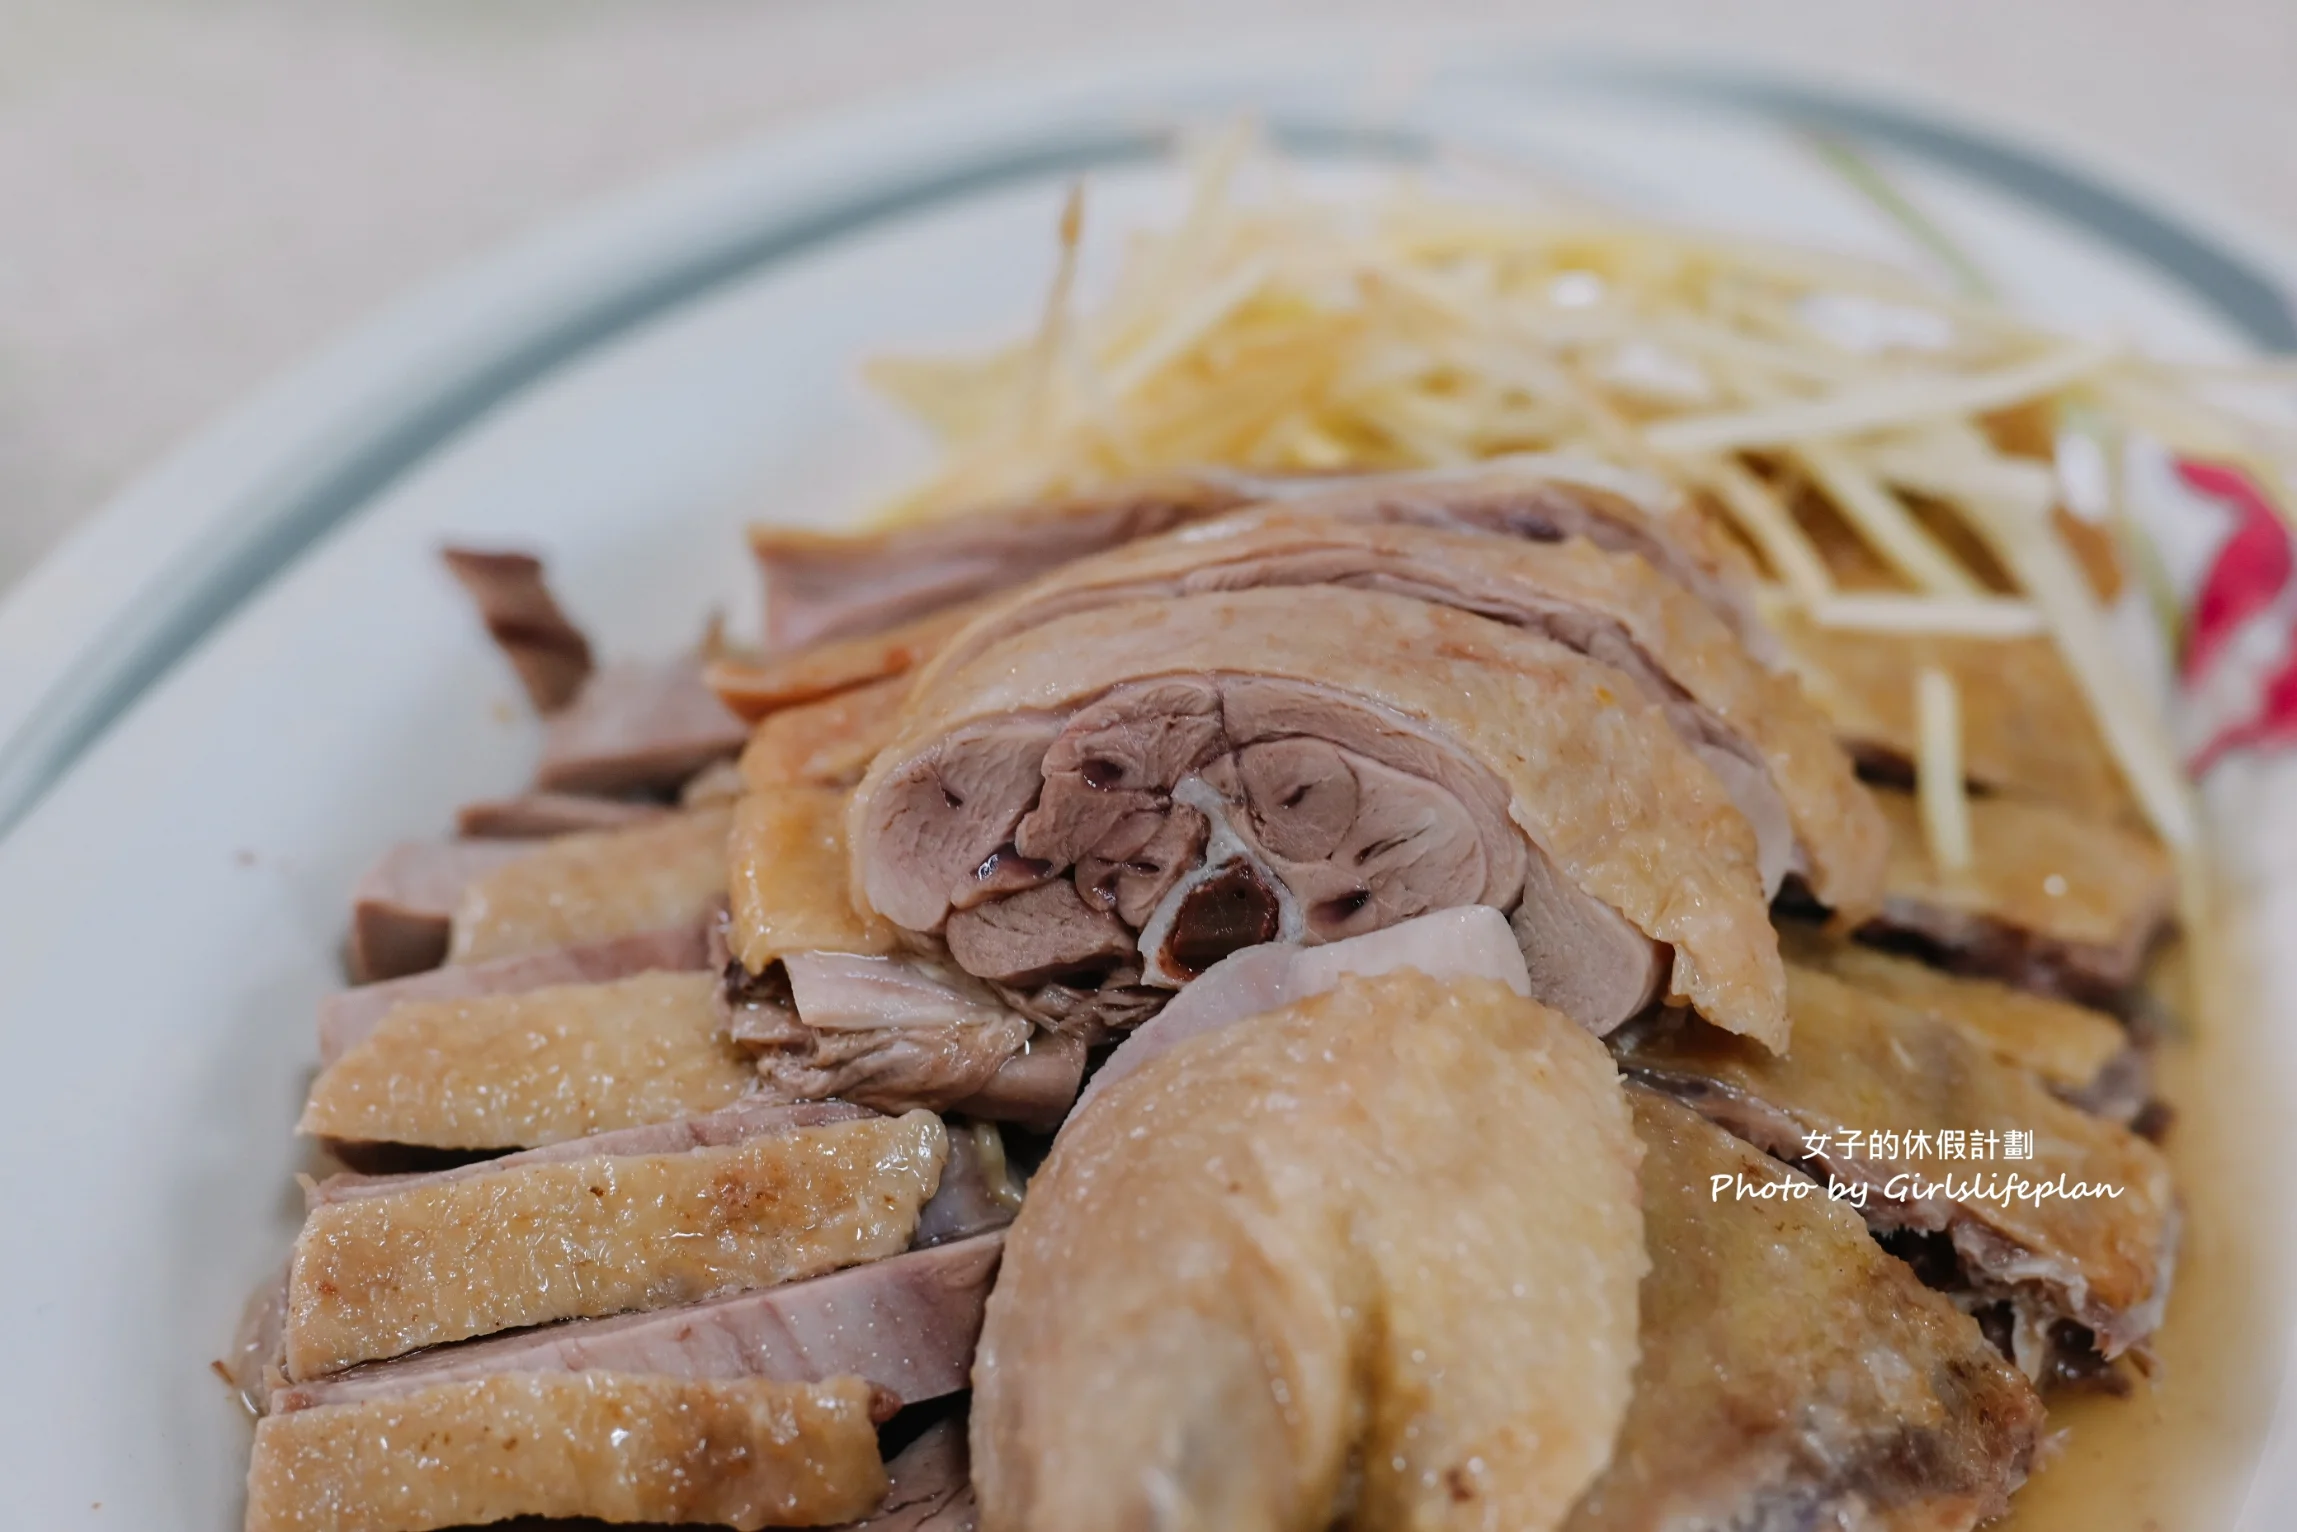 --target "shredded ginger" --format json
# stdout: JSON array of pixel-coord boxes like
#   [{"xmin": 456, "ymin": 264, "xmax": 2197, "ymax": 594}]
[
  {"xmin": 1915, "ymin": 666, "xmax": 1975, "ymax": 875},
  {"xmin": 867, "ymin": 135, "xmax": 2296, "ymax": 865}
]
